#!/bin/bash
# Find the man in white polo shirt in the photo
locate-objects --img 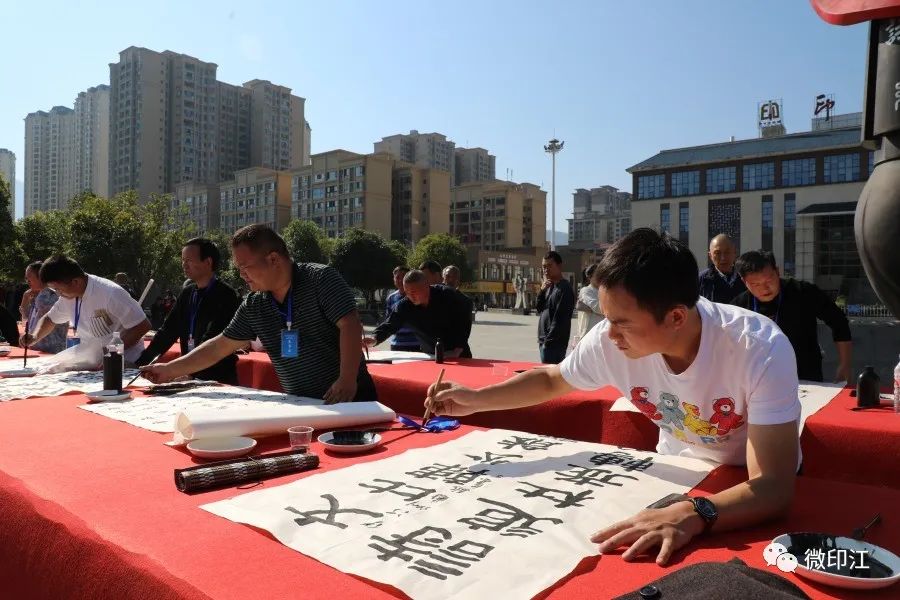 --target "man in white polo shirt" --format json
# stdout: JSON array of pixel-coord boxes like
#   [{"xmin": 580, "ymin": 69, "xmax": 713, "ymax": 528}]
[
  {"xmin": 425, "ymin": 228, "xmax": 801, "ymax": 566},
  {"xmin": 21, "ymin": 255, "xmax": 151, "ymax": 364}
]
